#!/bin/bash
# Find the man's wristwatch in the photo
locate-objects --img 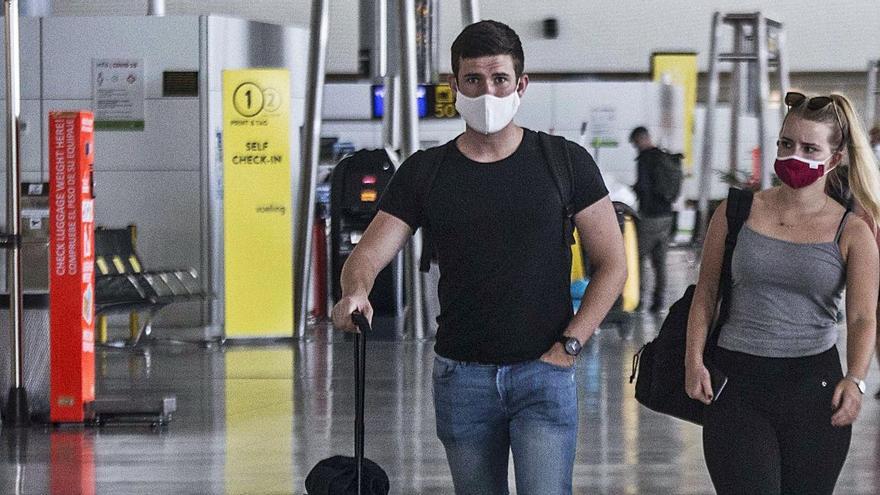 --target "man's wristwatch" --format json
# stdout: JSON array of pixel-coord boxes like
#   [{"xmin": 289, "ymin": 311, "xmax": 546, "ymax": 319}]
[
  {"xmin": 558, "ymin": 336, "xmax": 582, "ymax": 357},
  {"xmin": 845, "ymin": 375, "xmax": 866, "ymax": 395}
]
